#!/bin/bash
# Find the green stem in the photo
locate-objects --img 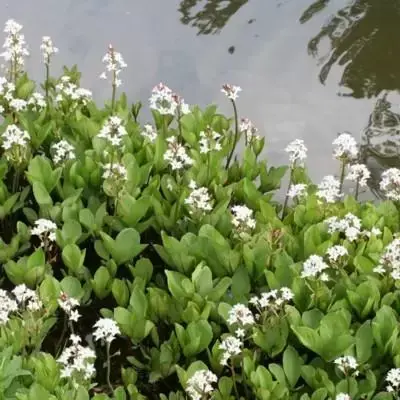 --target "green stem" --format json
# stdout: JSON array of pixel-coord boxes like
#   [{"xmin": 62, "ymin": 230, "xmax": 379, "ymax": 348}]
[
  {"xmin": 225, "ymin": 100, "xmax": 239, "ymax": 169},
  {"xmin": 339, "ymin": 160, "xmax": 346, "ymax": 193},
  {"xmin": 55, "ymin": 315, "xmax": 68, "ymax": 358},
  {"xmin": 241, "ymin": 354, "xmax": 249, "ymax": 399},
  {"xmin": 45, "ymin": 63, "xmax": 50, "ymax": 103},
  {"xmin": 12, "ymin": 170, "xmax": 20, "ymax": 193},
  {"xmin": 355, "ymin": 179, "xmax": 360, "ymax": 201},
  {"xmin": 106, "ymin": 341, "xmax": 113, "ymax": 393},
  {"xmin": 177, "ymin": 108, "xmax": 182, "ymax": 139},
  {"xmin": 230, "ymin": 363, "xmax": 240, "ymax": 399},
  {"xmin": 111, "ymin": 80, "xmax": 116, "ymax": 115},
  {"xmin": 207, "ymin": 152, "xmax": 211, "ymax": 184},
  {"xmin": 281, "ymin": 167, "xmax": 294, "ymax": 220}
]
